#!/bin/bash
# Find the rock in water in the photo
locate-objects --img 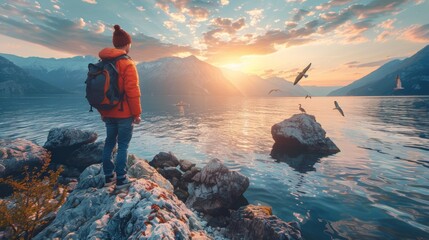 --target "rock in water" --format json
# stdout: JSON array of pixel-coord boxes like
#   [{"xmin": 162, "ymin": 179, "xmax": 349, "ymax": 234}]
[
  {"xmin": 179, "ymin": 159, "xmax": 195, "ymax": 172},
  {"xmin": 271, "ymin": 113, "xmax": 340, "ymax": 154},
  {"xmin": 0, "ymin": 138, "xmax": 49, "ymax": 178},
  {"xmin": 43, "ymin": 128, "xmax": 97, "ymax": 163},
  {"xmin": 34, "ymin": 163, "xmax": 205, "ymax": 239},
  {"xmin": 186, "ymin": 158, "xmax": 249, "ymax": 215},
  {"xmin": 150, "ymin": 152, "xmax": 180, "ymax": 168},
  {"xmin": 228, "ymin": 205, "xmax": 302, "ymax": 240}
]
